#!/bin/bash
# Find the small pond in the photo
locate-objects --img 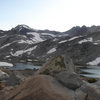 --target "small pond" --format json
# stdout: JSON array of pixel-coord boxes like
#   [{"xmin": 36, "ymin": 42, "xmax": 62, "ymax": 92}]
[{"xmin": 8, "ymin": 63, "xmax": 40, "ymax": 70}]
